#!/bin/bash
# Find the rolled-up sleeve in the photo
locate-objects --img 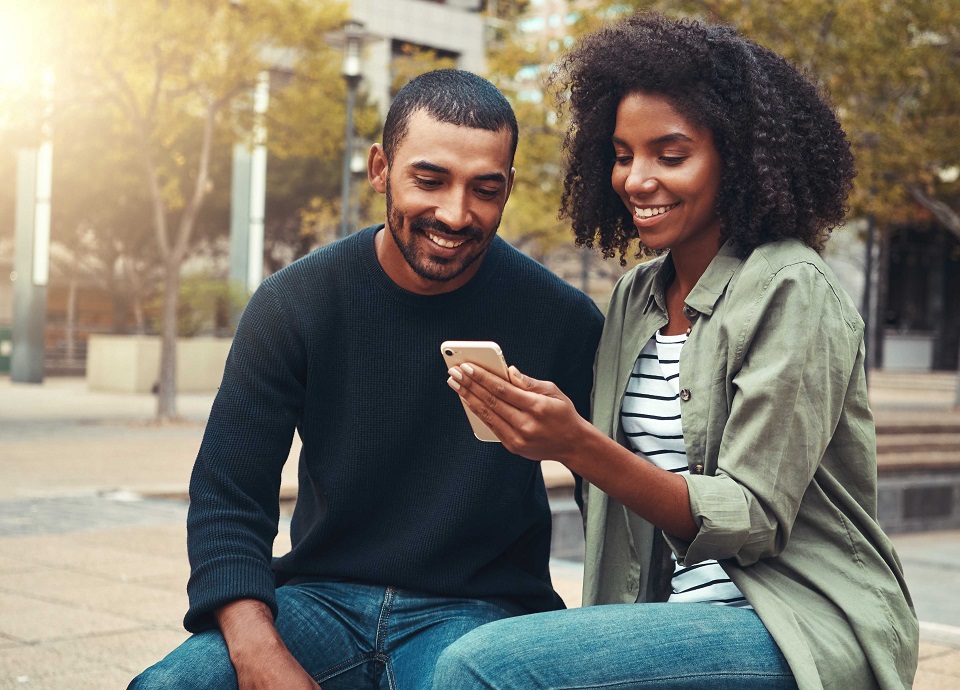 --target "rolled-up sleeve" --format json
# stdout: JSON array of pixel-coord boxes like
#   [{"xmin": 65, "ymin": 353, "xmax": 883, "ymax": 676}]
[{"xmin": 667, "ymin": 258, "xmax": 861, "ymax": 567}]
